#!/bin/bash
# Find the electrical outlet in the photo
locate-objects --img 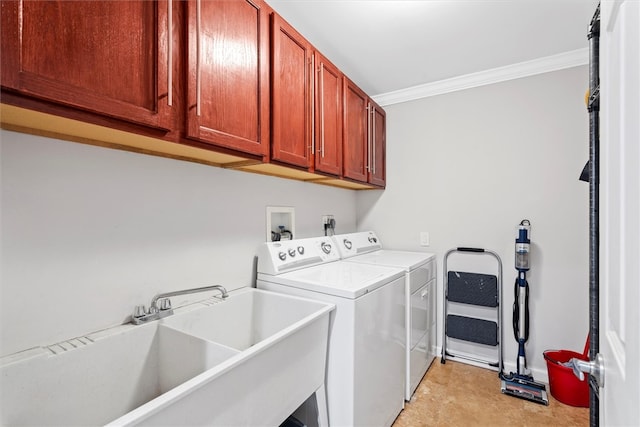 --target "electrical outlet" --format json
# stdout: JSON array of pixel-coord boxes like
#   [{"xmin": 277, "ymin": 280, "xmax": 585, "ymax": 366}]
[
  {"xmin": 322, "ymin": 215, "xmax": 336, "ymax": 236},
  {"xmin": 420, "ymin": 232, "xmax": 430, "ymax": 246}
]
